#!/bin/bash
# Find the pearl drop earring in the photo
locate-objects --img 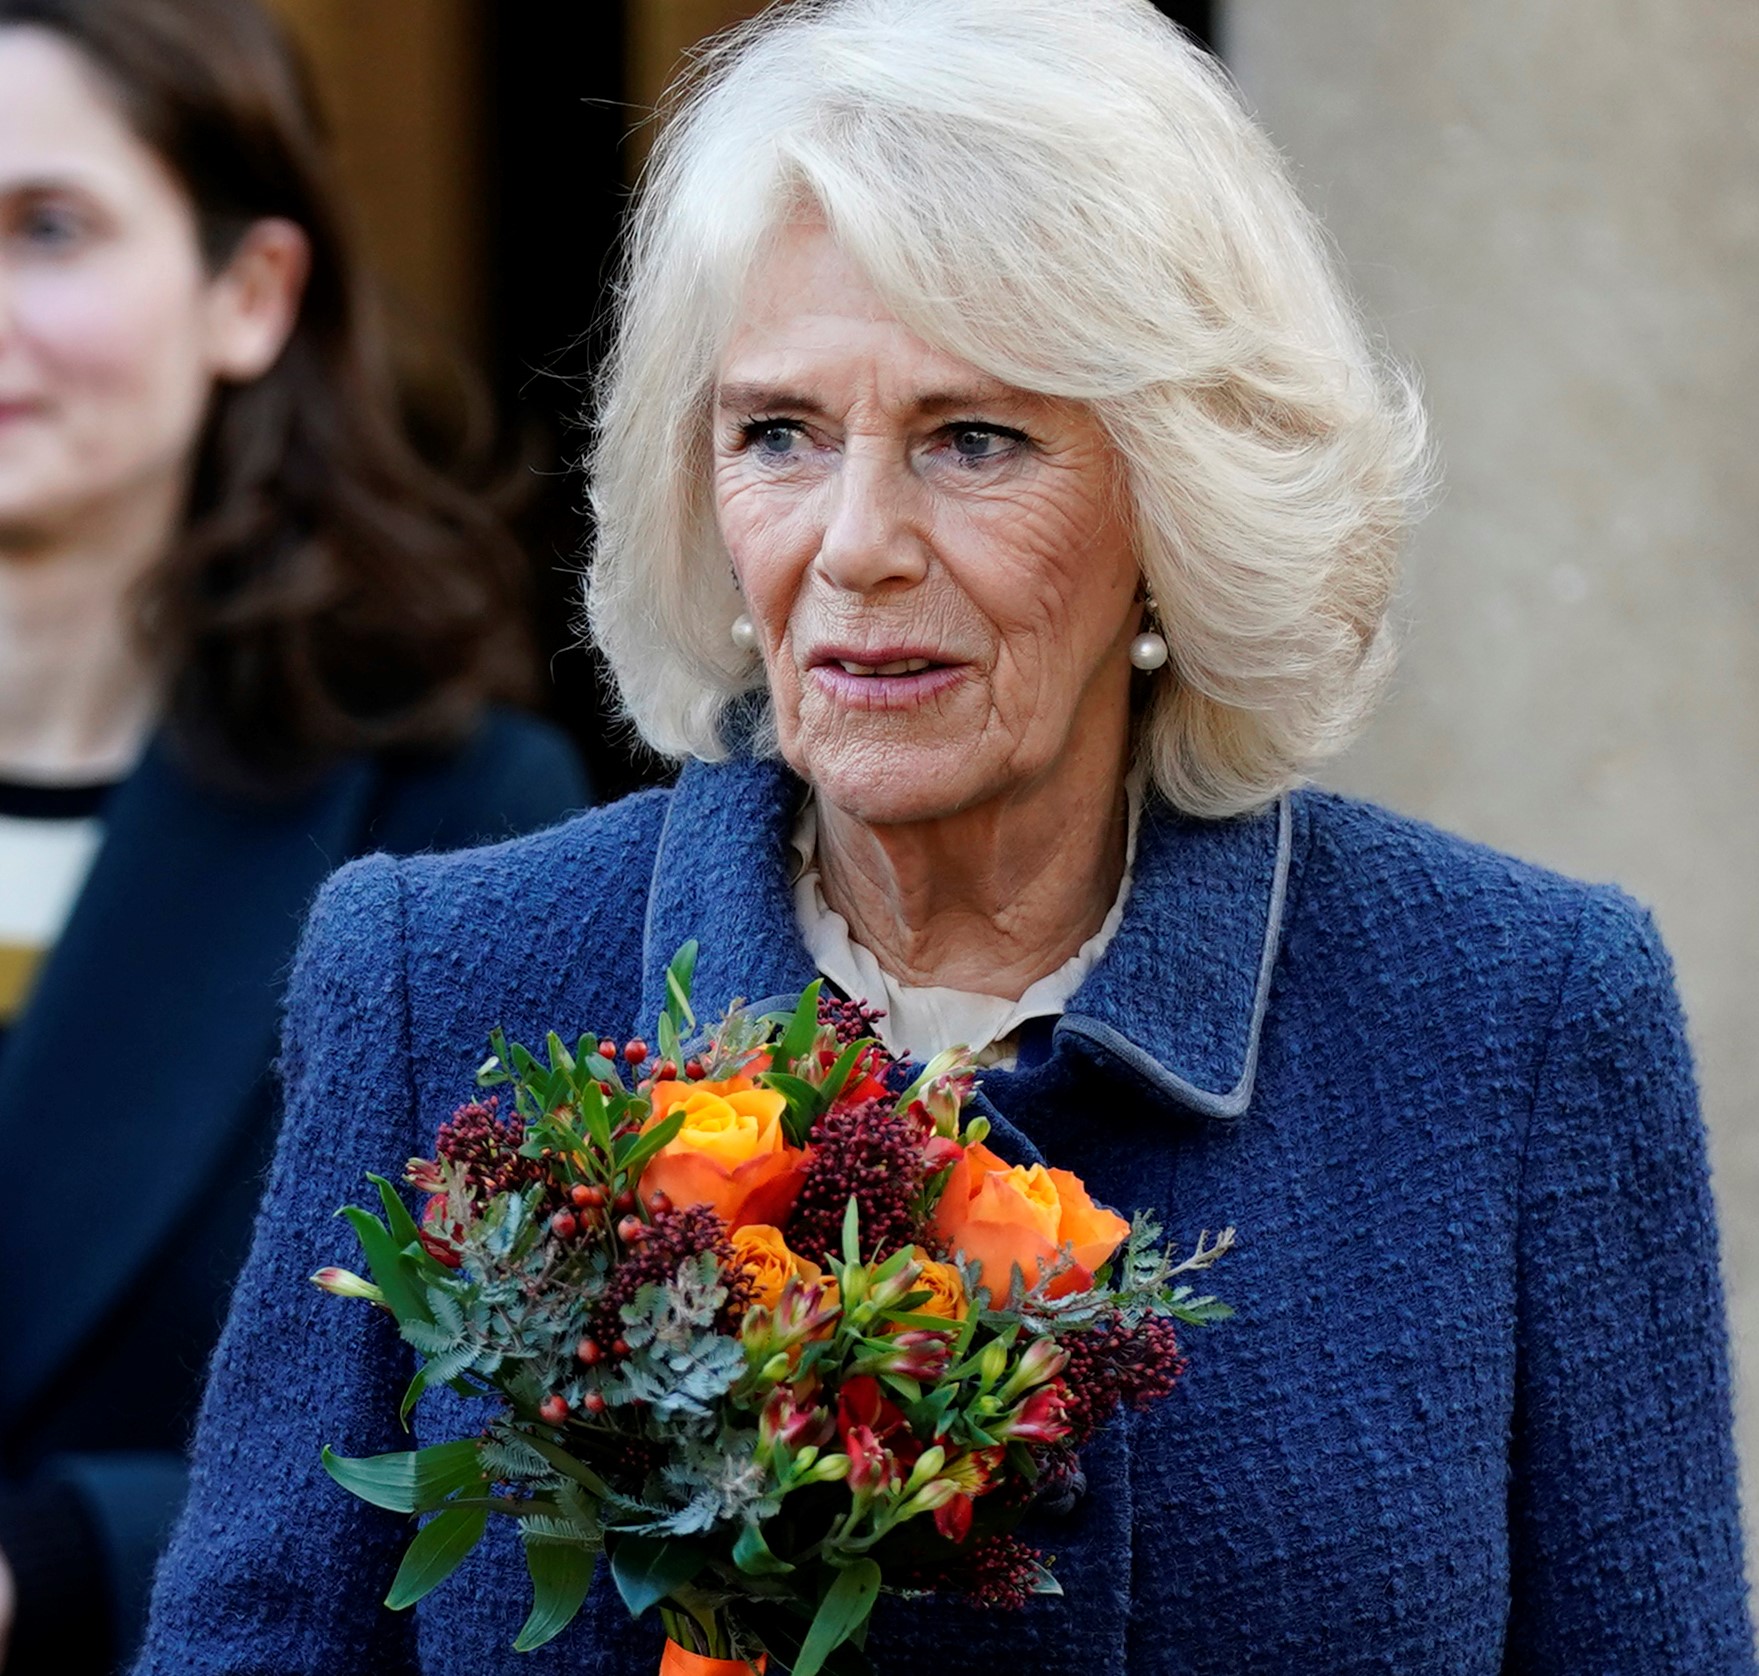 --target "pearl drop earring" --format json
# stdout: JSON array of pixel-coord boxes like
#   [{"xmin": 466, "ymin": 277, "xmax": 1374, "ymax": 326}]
[
  {"xmin": 730, "ymin": 613, "xmax": 759, "ymax": 653},
  {"xmin": 1129, "ymin": 592, "xmax": 1169, "ymax": 672}
]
